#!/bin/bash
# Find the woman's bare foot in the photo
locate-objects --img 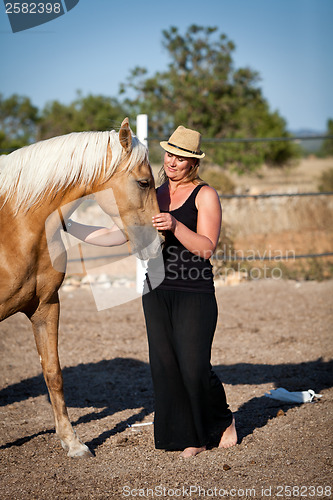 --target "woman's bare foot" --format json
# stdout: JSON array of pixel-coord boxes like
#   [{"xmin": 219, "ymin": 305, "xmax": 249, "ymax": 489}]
[
  {"xmin": 218, "ymin": 417, "xmax": 237, "ymax": 448},
  {"xmin": 180, "ymin": 446, "xmax": 206, "ymax": 458}
]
